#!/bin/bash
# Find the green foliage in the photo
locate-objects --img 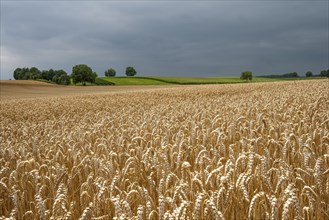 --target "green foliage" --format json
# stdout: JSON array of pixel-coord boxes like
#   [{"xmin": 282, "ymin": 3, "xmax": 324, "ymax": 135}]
[
  {"xmin": 71, "ymin": 64, "xmax": 96, "ymax": 85},
  {"xmin": 13, "ymin": 68, "xmax": 22, "ymax": 80},
  {"xmin": 13, "ymin": 67, "xmax": 41, "ymax": 80},
  {"xmin": 105, "ymin": 68, "xmax": 116, "ymax": 77},
  {"xmin": 125, "ymin": 66, "xmax": 137, "ymax": 76},
  {"xmin": 320, "ymin": 69, "xmax": 329, "ymax": 77},
  {"xmin": 29, "ymin": 67, "xmax": 41, "ymax": 79},
  {"xmin": 91, "ymin": 72, "xmax": 98, "ymax": 84},
  {"xmin": 305, "ymin": 71, "xmax": 313, "ymax": 77},
  {"xmin": 240, "ymin": 71, "xmax": 253, "ymax": 81},
  {"xmin": 41, "ymin": 69, "xmax": 56, "ymax": 81},
  {"xmin": 52, "ymin": 70, "xmax": 70, "ymax": 85},
  {"xmin": 291, "ymin": 72, "xmax": 299, "ymax": 77},
  {"xmin": 13, "ymin": 67, "xmax": 70, "ymax": 85},
  {"xmin": 40, "ymin": 69, "xmax": 70, "ymax": 85}
]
